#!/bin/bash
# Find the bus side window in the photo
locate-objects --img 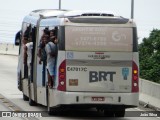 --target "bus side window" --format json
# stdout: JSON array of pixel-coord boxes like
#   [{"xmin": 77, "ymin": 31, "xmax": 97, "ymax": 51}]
[
  {"xmin": 30, "ymin": 27, "xmax": 36, "ymax": 82},
  {"xmin": 55, "ymin": 26, "xmax": 58, "ymax": 38},
  {"xmin": 57, "ymin": 26, "xmax": 65, "ymax": 50},
  {"xmin": 38, "ymin": 27, "xmax": 50, "ymax": 87},
  {"xmin": 23, "ymin": 24, "xmax": 32, "ymax": 79}
]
